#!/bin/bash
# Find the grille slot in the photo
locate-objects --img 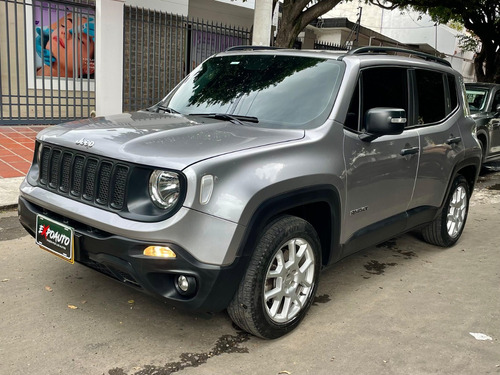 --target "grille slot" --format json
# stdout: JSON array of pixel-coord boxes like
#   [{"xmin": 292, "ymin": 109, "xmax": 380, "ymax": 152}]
[
  {"xmin": 97, "ymin": 162, "xmax": 112, "ymax": 205},
  {"xmin": 60, "ymin": 152, "xmax": 72, "ymax": 193},
  {"xmin": 111, "ymin": 166, "xmax": 128, "ymax": 209},
  {"xmin": 38, "ymin": 144, "xmax": 130, "ymax": 212},
  {"xmin": 83, "ymin": 159, "xmax": 98, "ymax": 201},
  {"xmin": 40, "ymin": 146, "xmax": 51, "ymax": 185},
  {"xmin": 48, "ymin": 149, "xmax": 61, "ymax": 188},
  {"xmin": 71, "ymin": 155, "xmax": 85, "ymax": 196}
]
